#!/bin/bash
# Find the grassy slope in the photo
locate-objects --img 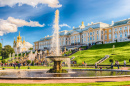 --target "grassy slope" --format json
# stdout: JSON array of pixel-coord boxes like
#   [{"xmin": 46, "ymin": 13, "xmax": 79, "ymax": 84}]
[
  {"xmin": 69, "ymin": 41, "xmax": 130, "ymax": 65},
  {"xmin": 0, "ymin": 81, "xmax": 130, "ymax": 86}
]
